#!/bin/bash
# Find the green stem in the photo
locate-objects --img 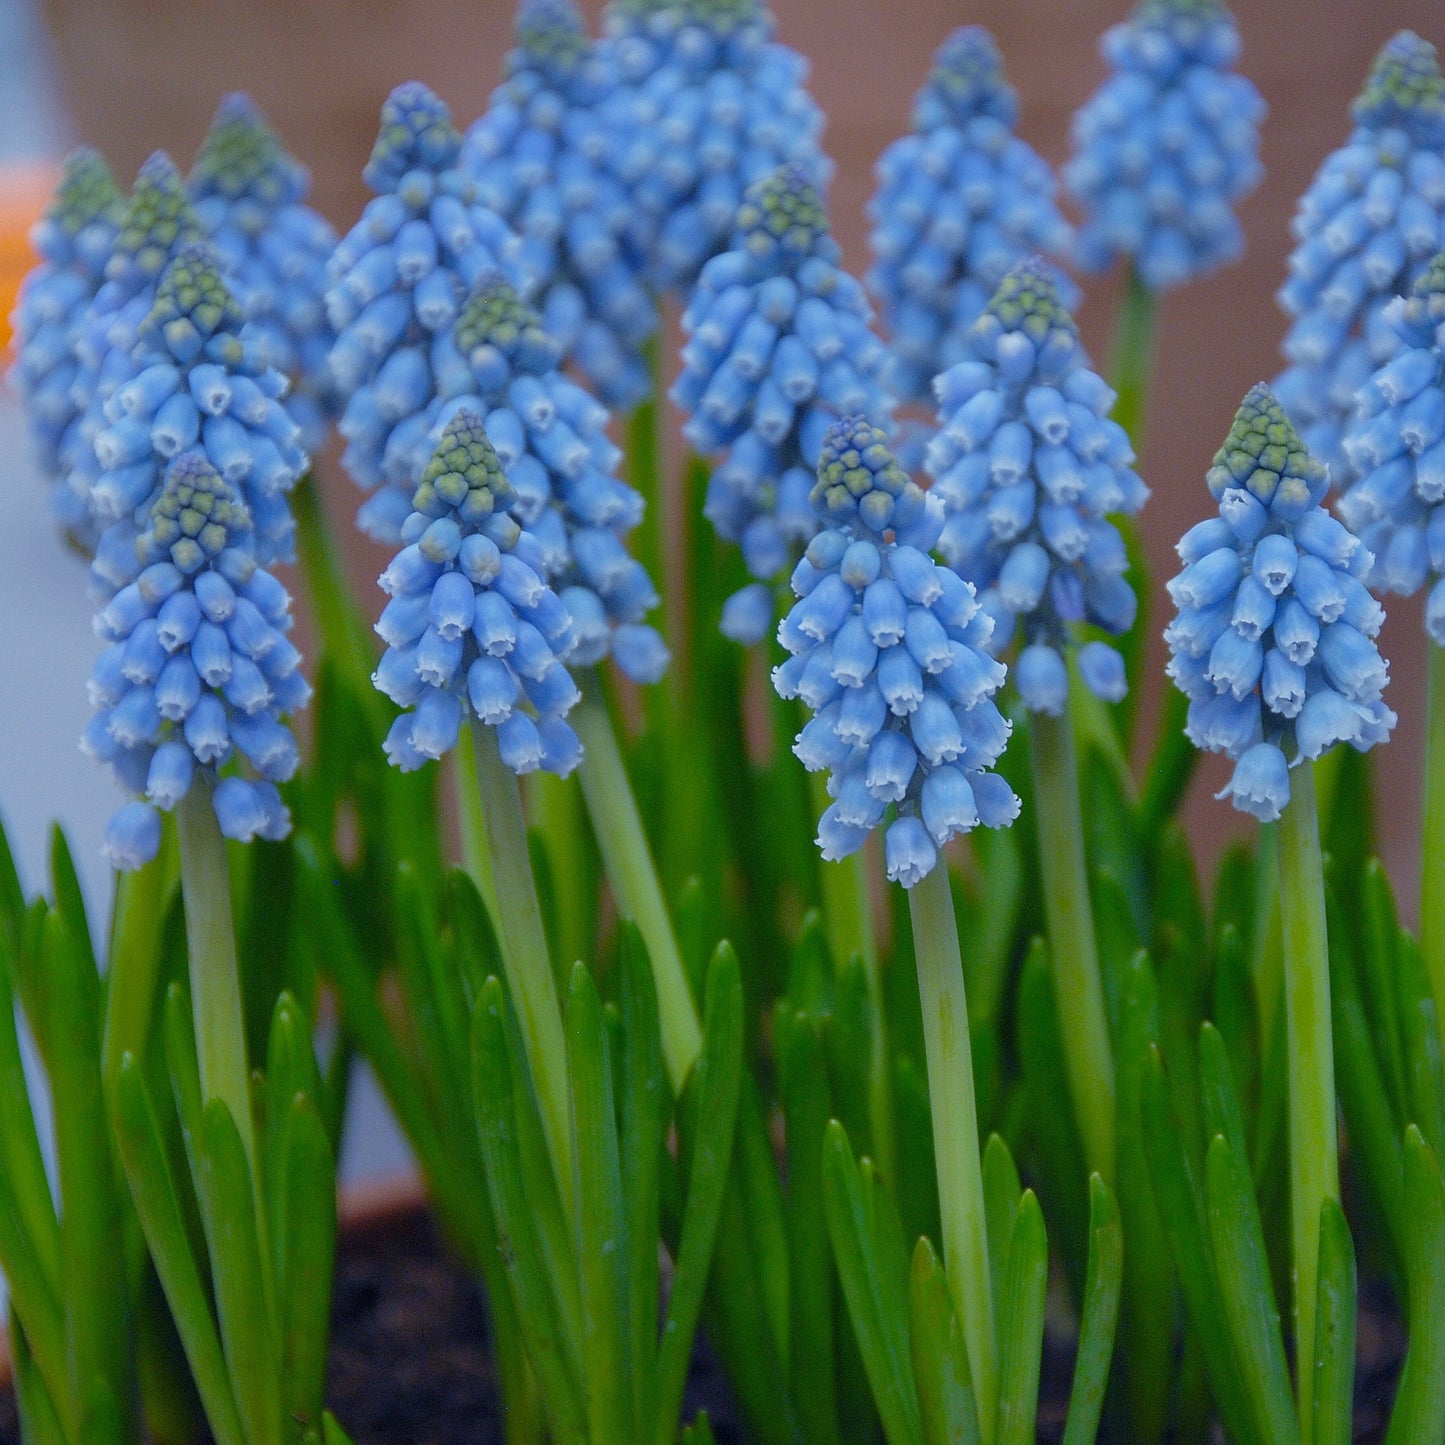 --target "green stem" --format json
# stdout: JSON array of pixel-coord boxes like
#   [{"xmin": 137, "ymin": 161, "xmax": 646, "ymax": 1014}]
[
  {"xmin": 176, "ymin": 781, "xmax": 256, "ymax": 1175},
  {"xmin": 1030, "ymin": 710, "xmax": 1117, "ymax": 1186},
  {"xmin": 466, "ymin": 720, "xmax": 573, "ymax": 1198},
  {"xmin": 1277, "ymin": 761, "xmax": 1337, "ymax": 1442},
  {"xmin": 525, "ymin": 769, "xmax": 595, "ymax": 979},
  {"xmin": 571, "ymin": 677, "xmax": 701, "ymax": 1092},
  {"xmin": 455, "ymin": 731, "xmax": 501, "ymax": 931},
  {"xmin": 1423, "ymin": 645, "xmax": 1445, "ymax": 1026},
  {"xmin": 909, "ymin": 864, "xmax": 997, "ymax": 1442},
  {"xmin": 1108, "ymin": 266, "xmax": 1157, "ymax": 454}
]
